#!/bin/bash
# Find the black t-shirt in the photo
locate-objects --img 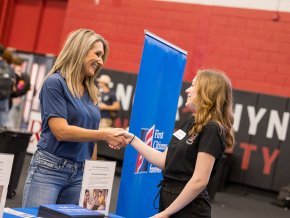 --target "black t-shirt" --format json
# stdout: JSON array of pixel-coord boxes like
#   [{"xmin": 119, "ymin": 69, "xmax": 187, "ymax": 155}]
[
  {"xmin": 163, "ymin": 116, "xmax": 226, "ymax": 182},
  {"xmin": 100, "ymin": 90, "xmax": 117, "ymax": 119}
]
